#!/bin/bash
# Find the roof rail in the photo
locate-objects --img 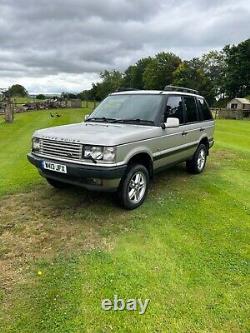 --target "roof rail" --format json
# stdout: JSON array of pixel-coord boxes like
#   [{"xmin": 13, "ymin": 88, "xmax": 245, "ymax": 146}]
[
  {"xmin": 115, "ymin": 88, "xmax": 141, "ymax": 92},
  {"xmin": 164, "ymin": 85, "xmax": 199, "ymax": 95}
]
